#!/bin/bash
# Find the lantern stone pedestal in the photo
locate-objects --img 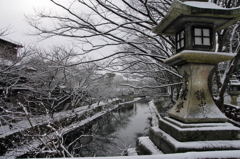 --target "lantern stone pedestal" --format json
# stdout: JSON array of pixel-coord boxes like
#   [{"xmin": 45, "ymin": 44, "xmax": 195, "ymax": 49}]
[{"xmin": 148, "ymin": 51, "xmax": 240, "ymax": 153}]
